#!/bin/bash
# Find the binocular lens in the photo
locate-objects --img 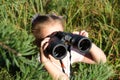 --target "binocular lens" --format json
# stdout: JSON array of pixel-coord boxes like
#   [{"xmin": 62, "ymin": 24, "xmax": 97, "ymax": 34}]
[
  {"xmin": 78, "ymin": 38, "xmax": 91, "ymax": 52},
  {"xmin": 52, "ymin": 44, "xmax": 67, "ymax": 60}
]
